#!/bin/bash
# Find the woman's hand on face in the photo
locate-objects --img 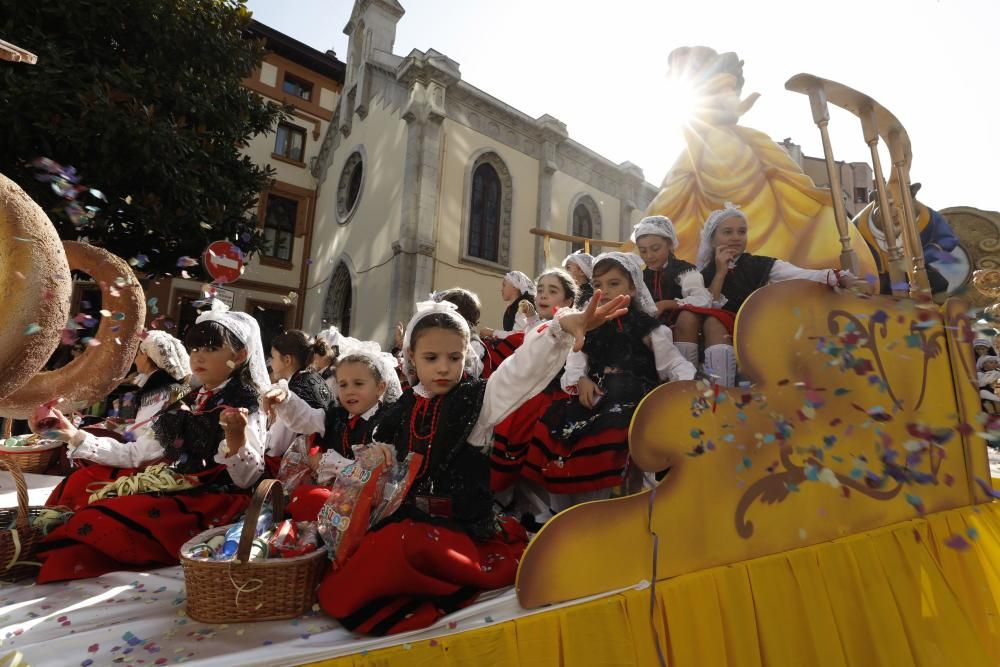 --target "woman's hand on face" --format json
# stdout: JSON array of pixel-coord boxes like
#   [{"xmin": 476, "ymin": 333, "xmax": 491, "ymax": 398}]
[{"xmin": 558, "ymin": 290, "xmax": 630, "ymax": 352}]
